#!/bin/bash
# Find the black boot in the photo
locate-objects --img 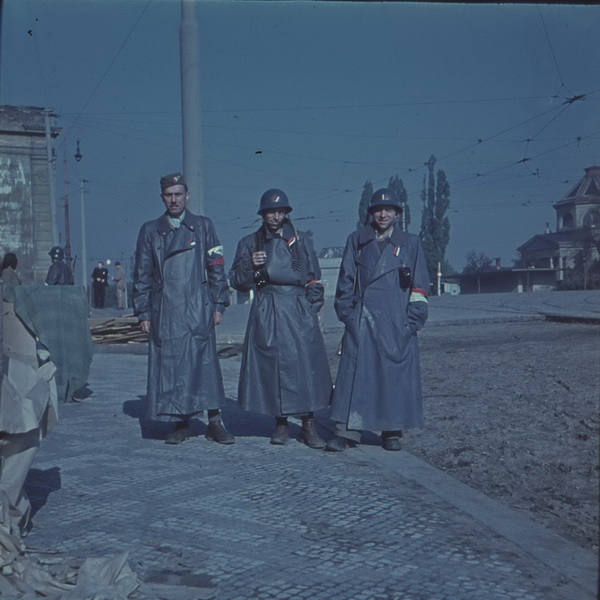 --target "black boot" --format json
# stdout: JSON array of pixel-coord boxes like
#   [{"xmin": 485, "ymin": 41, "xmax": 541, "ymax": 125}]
[
  {"xmin": 205, "ymin": 420, "xmax": 235, "ymax": 444},
  {"xmin": 270, "ymin": 418, "xmax": 290, "ymax": 445},
  {"xmin": 381, "ymin": 430, "xmax": 403, "ymax": 451},
  {"xmin": 165, "ymin": 420, "xmax": 191, "ymax": 445},
  {"xmin": 298, "ymin": 418, "xmax": 325, "ymax": 449},
  {"xmin": 325, "ymin": 437, "xmax": 357, "ymax": 452}
]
